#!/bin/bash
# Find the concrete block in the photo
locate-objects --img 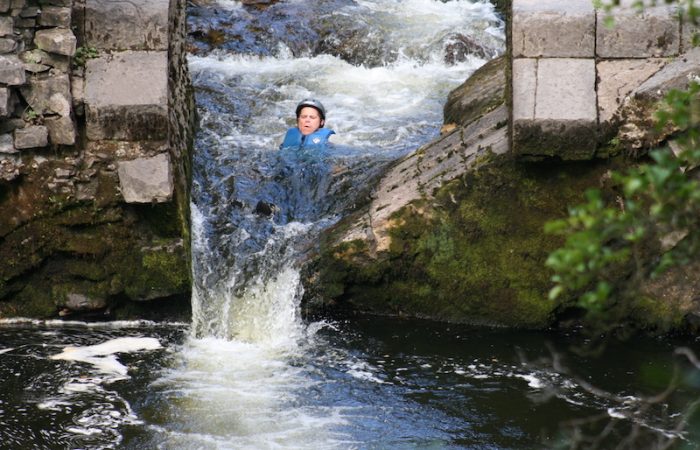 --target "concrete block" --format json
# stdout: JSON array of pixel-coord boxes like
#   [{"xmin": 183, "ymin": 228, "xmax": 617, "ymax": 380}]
[
  {"xmin": 38, "ymin": 6, "xmax": 71, "ymax": 27},
  {"xmin": 597, "ymin": 59, "xmax": 668, "ymax": 124},
  {"xmin": 512, "ymin": 58, "xmax": 536, "ymax": 121},
  {"xmin": 512, "ymin": 58, "xmax": 598, "ymax": 160},
  {"xmin": 512, "ymin": 0, "xmax": 595, "ymax": 57},
  {"xmin": 85, "ymin": 0, "xmax": 169, "ymax": 51},
  {"xmin": 535, "ymin": 58, "xmax": 596, "ymax": 121},
  {"xmin": 85, "ymin": 51, "xmax": 168, "ymax": 141},
  {"xmin": 597, "ymin": 1, "xmax": 680, "ymax": 58},
  {"xmin": 14, "ymin": 125, "xmax": 48, "ymax": 149},
  {"xmin": 0, "ymin": 55, "xmax": 25, "ymax": 85},
  {"xmin": 117, "ymin": 153, "xmax": 173, "ymax": 203},
  {"xmin": 34, "ymin": 28, "xmax": 77, "ymax": 56},
  {"xmin": 0, "ymin": 16, "xmax": 13, "ymax": 36},
  {"xmin": 19, "ymin": 73, "xmax": 71, "ymax": 115}
]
